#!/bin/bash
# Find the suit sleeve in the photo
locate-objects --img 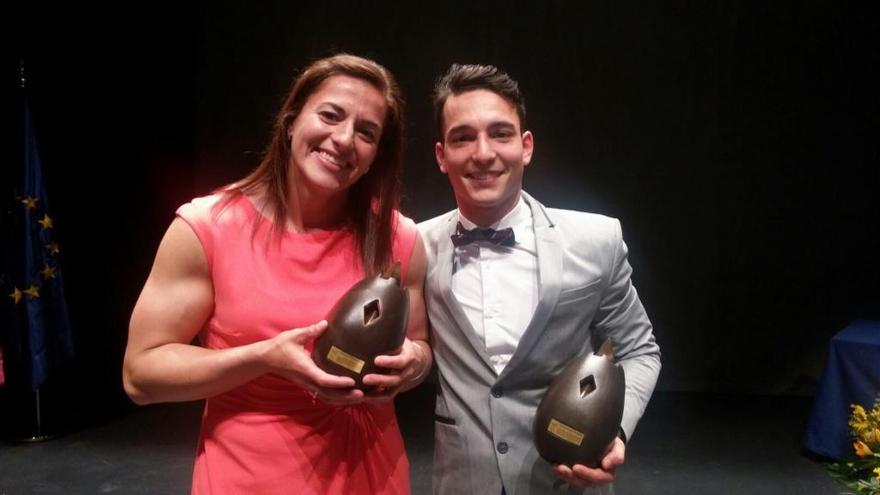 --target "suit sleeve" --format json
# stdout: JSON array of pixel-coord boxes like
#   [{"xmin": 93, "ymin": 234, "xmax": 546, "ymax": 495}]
[{"xmin": 591, "ymin": 219, "xmax": 661, "ymax": 441}]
